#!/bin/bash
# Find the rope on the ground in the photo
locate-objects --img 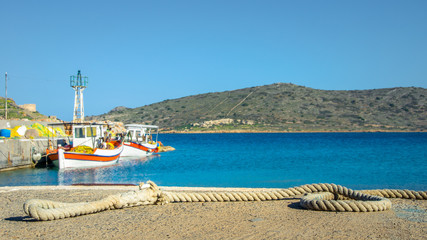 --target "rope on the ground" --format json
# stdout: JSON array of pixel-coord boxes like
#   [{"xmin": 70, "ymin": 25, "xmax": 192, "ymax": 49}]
[
  {"xmin": 23, "ymin": 182, "xmax": 162, "ymax": 221},
  {"xmin": 23, "ymin": 181, "xmax": 427, "ymax": 221}
]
